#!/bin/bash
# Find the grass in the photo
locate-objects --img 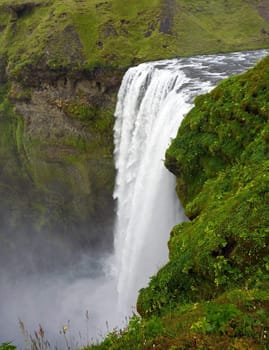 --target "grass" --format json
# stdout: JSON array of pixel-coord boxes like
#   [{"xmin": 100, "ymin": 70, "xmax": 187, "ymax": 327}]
[
  {"xmin": 1, "ymin": 0, "xmax": 269, "ymax": 79},
  {"xmin": 82, "ymin": 287, "xmax": 269, "ymax": 349},
  {"xmin": 0, "ymin": 343, "xmax": 16, "ymax": 350}
]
